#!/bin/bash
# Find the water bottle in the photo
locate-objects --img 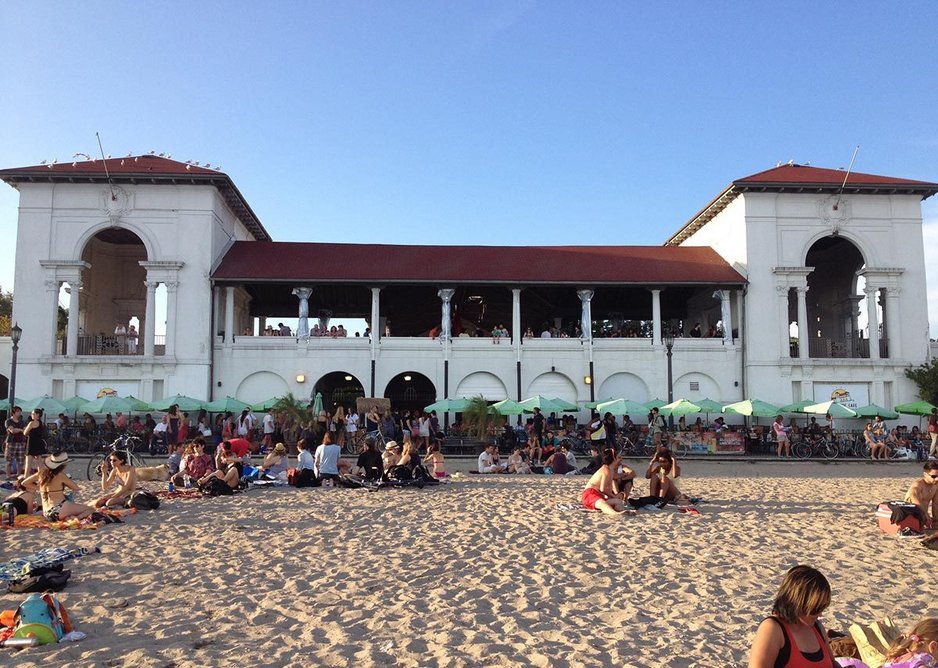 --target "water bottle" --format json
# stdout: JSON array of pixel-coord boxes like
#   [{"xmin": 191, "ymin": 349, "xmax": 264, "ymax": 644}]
[
  {"xmin": 183, "ymin": 474, "xmax": 191, "ymax": 489},
  {"xmin": 167, "ymin": 480, "xmax": 175, "ymax": 493}
]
